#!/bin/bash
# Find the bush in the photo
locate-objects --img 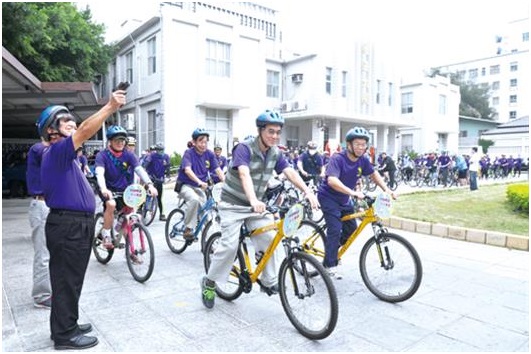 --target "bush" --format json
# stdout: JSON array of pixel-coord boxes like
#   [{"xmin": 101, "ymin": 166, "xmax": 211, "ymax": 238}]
[
  {"xmin": 506, "ymin": 183, "xmax": 529, "ymax": 214},
  {"xmin": 169, "ymin": 152, "xmax": 182, "ymax": 175}
]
